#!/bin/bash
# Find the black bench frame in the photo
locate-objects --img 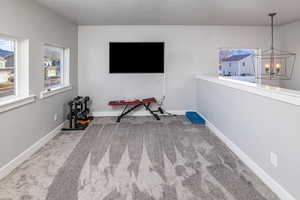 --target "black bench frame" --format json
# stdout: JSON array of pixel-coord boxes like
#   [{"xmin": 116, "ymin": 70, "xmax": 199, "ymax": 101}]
[{"xmin": 116, "ymin": 102, "xmax": 163, "ymax": 122}]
